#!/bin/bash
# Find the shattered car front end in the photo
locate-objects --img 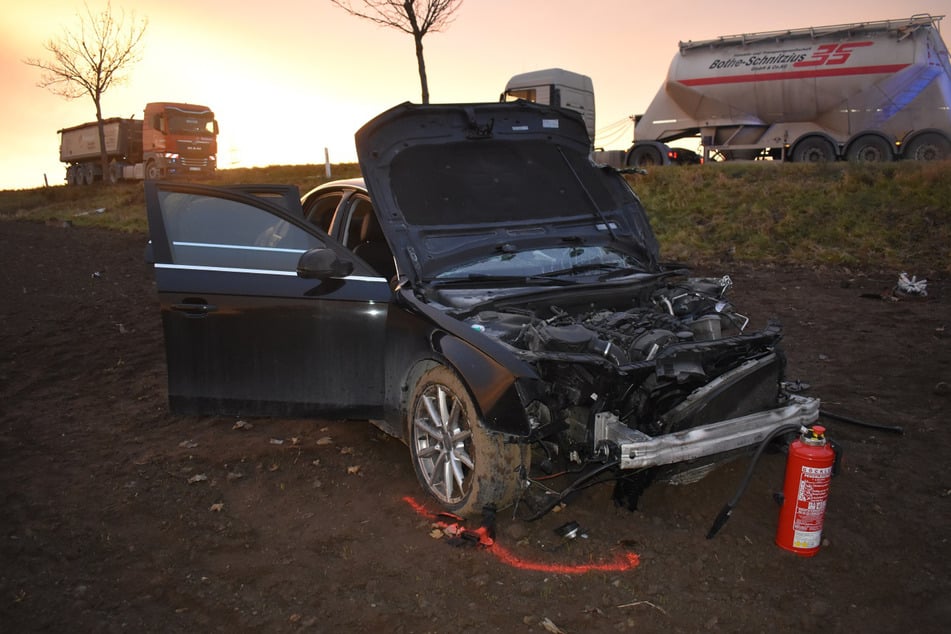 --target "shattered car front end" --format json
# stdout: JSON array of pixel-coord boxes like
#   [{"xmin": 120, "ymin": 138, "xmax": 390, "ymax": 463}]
[
  {"xmin": 356, "ymin": 101, "xmax": 819, "ymax": 515},
  {"xmin": 432, "ymin": 272, "xmax": 818, "ymax": 506}
]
